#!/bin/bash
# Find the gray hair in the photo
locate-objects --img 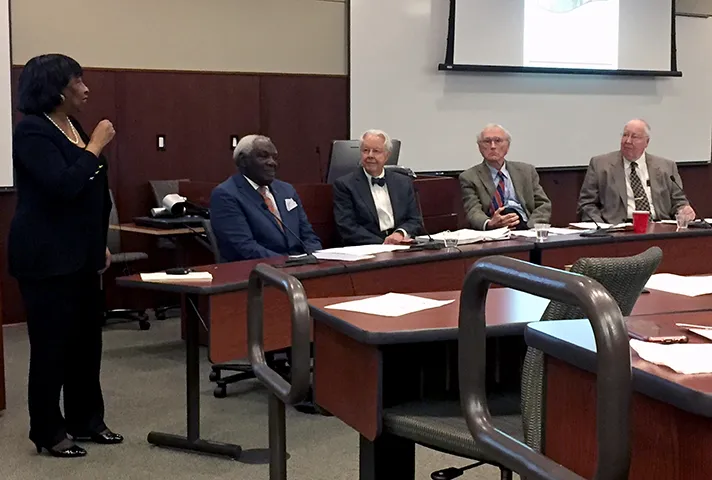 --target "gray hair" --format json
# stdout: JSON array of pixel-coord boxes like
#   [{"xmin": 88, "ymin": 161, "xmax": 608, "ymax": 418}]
[
  {"xmin": 477, "ymin": 124, "xmax": 512, "ymax": 143},
  {"xmin": 360, "ymin": 129, "xmax": 393, "ymax": 153},
  {"xmin": 623, "ymin": 119, "xmax": 651, "ymax": 138},
  {"xmin": 233, "ymin": 134, "xmax": 272, "ymax": 165}
]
